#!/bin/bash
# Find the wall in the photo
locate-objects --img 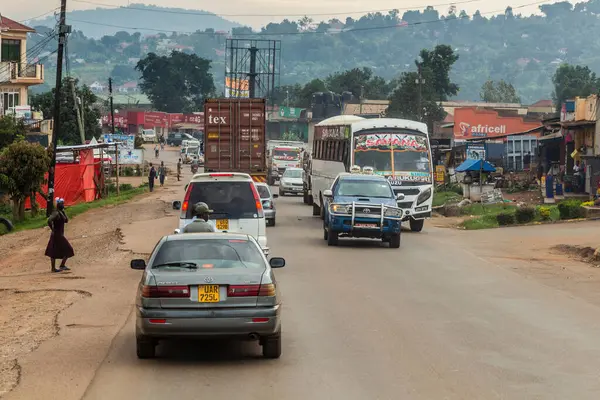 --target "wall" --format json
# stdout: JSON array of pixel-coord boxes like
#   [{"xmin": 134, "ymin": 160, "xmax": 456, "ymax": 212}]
[{"xmin": 453, "ymin": 108, "xmax": 541, "ymax": 140}]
